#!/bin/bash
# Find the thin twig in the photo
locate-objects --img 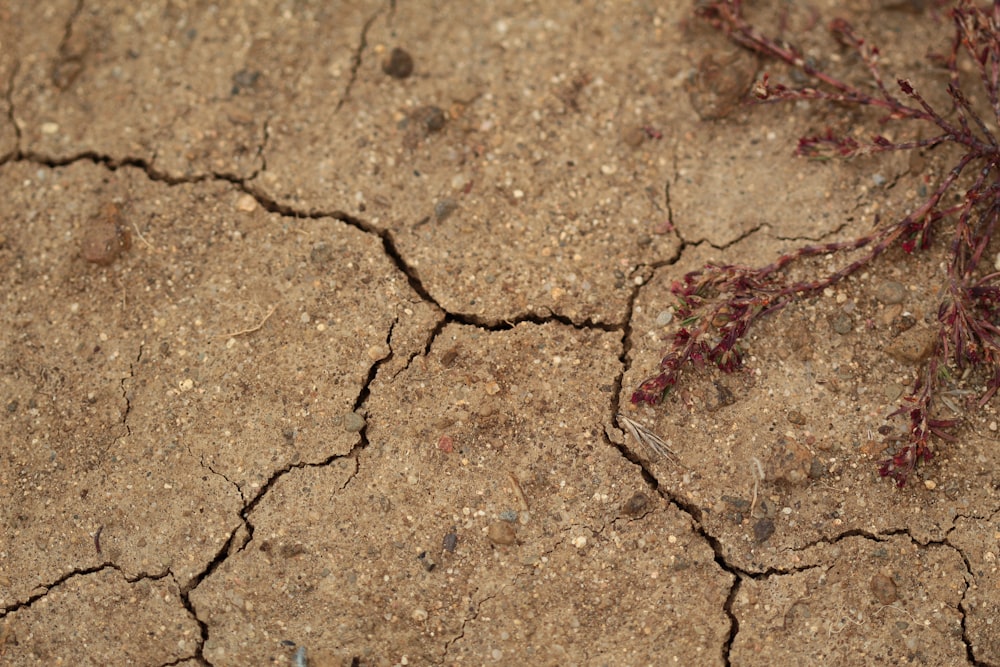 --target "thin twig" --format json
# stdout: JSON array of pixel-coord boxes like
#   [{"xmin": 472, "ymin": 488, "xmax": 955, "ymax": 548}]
[
  {"xmin": 131, "ymin": 222, "xmax": 156, "ymax": 250},
  {"xmin": 749, "ymin": 456, "xmax": 765, "ymax": 519},
  {"xmin": 216, "ymin": 304, "xmax": 278, "ymax": 339}
]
